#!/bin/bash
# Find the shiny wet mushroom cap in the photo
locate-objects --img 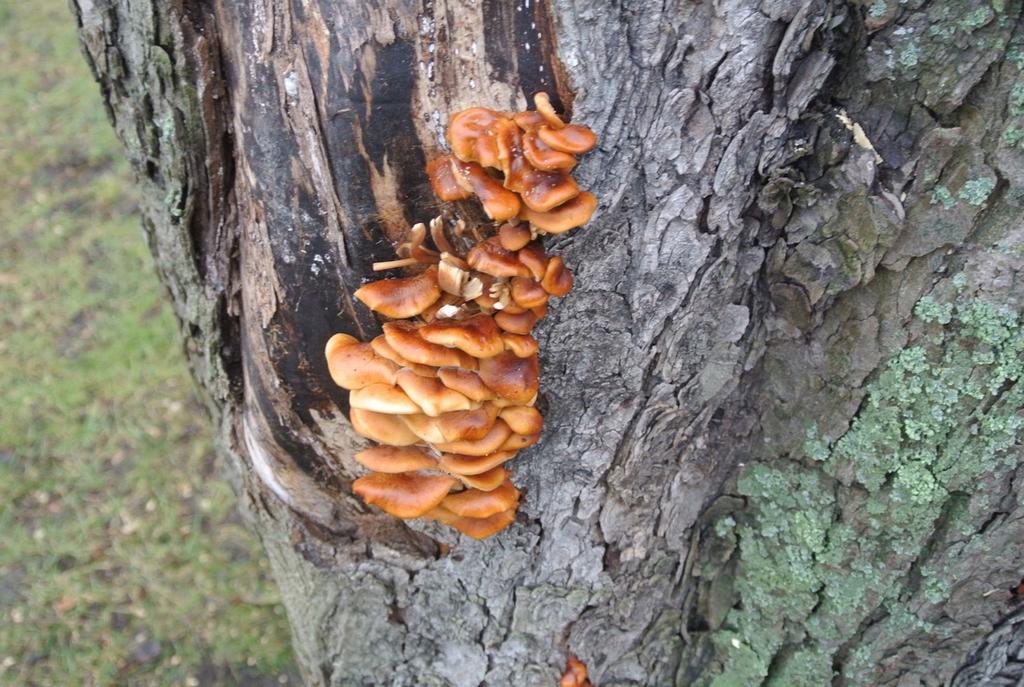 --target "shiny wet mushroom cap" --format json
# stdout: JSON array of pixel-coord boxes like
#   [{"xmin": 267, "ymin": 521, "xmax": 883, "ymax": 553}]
[
  {"xmin": 354, "ymin": 266, "xmax": 442, "ymax": 318},
  {"xmin": 353, "ymin": 472, "xmax": 457, "ymax": 519}
]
